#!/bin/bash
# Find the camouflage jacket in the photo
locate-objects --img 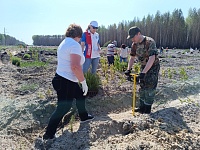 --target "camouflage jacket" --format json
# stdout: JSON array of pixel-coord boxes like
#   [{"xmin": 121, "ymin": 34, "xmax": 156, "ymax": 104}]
[{"xmin": 130, "ymin": 36, "xmax": 159, "ymax": 66}]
